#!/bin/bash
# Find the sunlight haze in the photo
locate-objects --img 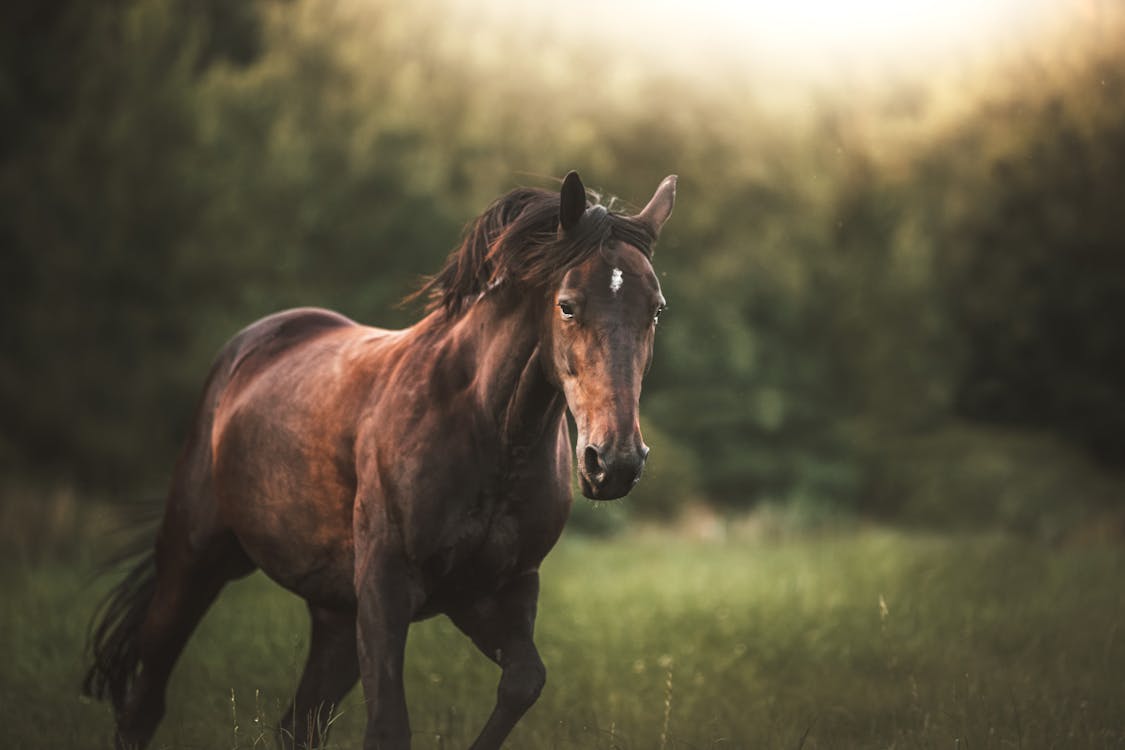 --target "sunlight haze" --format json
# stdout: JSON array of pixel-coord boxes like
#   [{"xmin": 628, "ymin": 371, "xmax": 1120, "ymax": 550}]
[{"xmin": 471, "ymin": 0, "xmax": 1068, "ymax": 79}]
